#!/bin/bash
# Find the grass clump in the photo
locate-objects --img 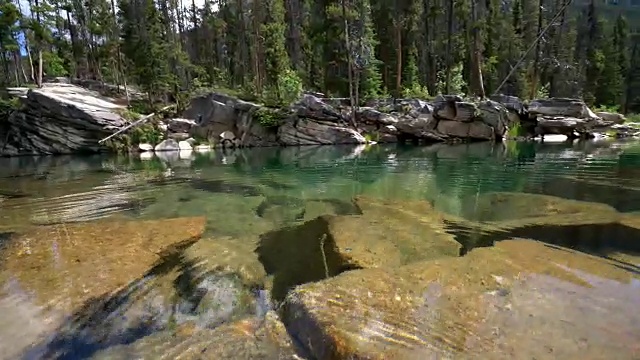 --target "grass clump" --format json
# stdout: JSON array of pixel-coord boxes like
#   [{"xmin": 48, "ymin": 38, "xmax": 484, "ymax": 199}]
[
  {"xmin": 626, "ymin": 113, "xmax": 640, "ymax": 123},
  {"xmin": 506, "ymin": 122, "xmax": 523, "ymax": 139},
  {"xmin": 0, "ymin": 97, "xmax": 20, "ymax": 120},
  {"xmin": 116, "ymin": 107, "xmax": 142, "ymax": 122},
  {"xmin": 253, "ymin": 107, "xmax": 289, "ymax": 128},
  {"xmin": 104, "ymin": 122, "xmax": 165, "ymax": 154}
]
